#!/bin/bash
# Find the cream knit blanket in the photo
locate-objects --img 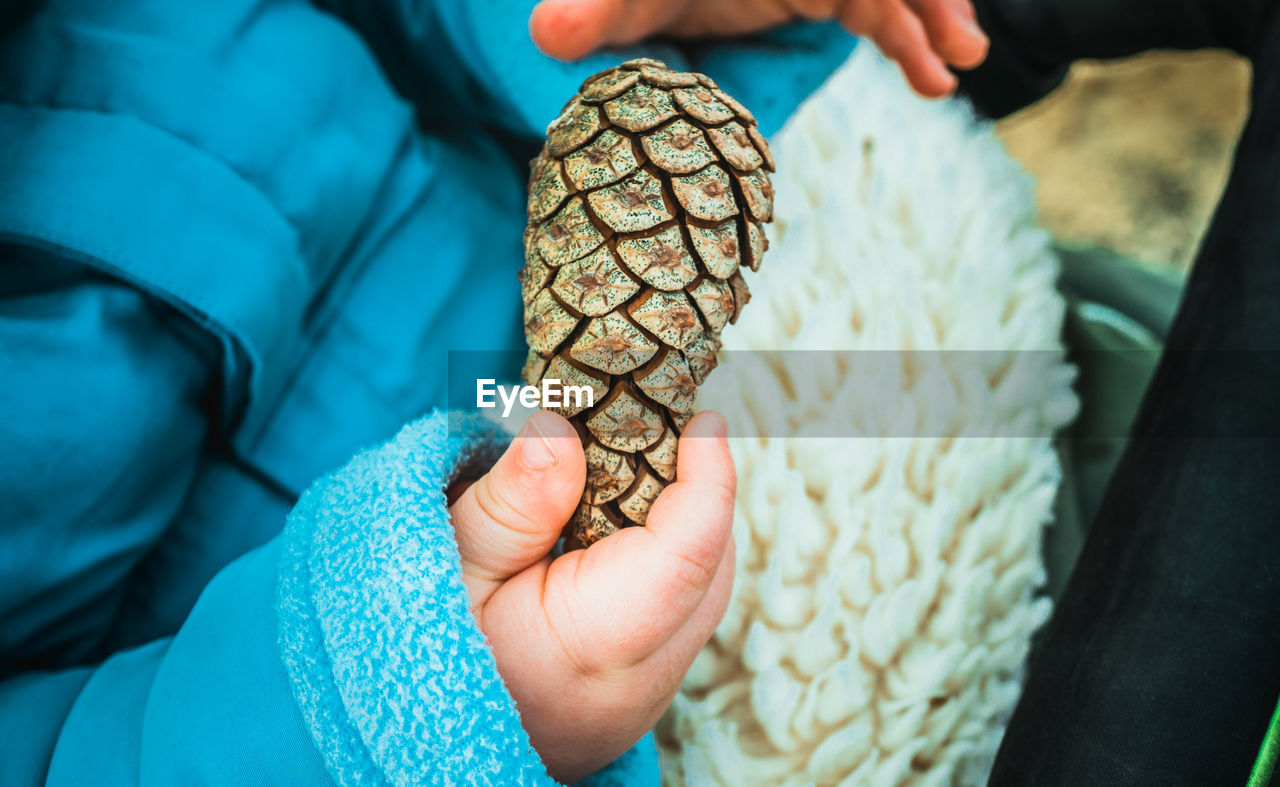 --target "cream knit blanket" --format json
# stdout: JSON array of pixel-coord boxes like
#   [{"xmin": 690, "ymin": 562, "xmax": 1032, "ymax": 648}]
[{"xmin": 658, "ymin": 47, "xmax": 1079, "ymax": 786}]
